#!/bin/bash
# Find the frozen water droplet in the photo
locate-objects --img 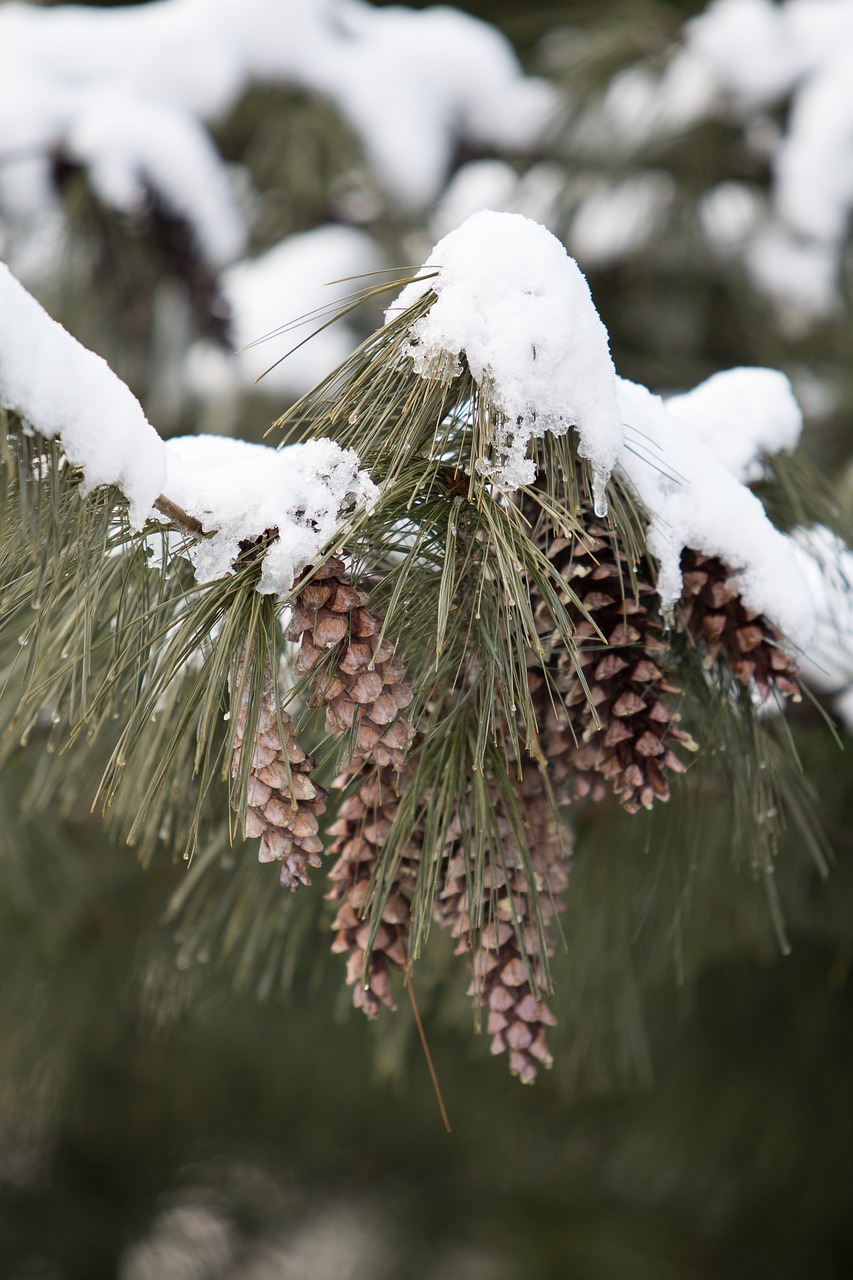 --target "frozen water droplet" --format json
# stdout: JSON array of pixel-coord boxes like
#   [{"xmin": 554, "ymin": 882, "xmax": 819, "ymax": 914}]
[
  {"xmin": 18, "ymin": 635, "xmax": 29, "ymax": 646},
  {"xmin": 223, "ymin": 711, "xmax": 231, "ymax": 721},
  {"xmin": 50, "ymin": 712, "xmax": 61, "ymax": 725}
]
